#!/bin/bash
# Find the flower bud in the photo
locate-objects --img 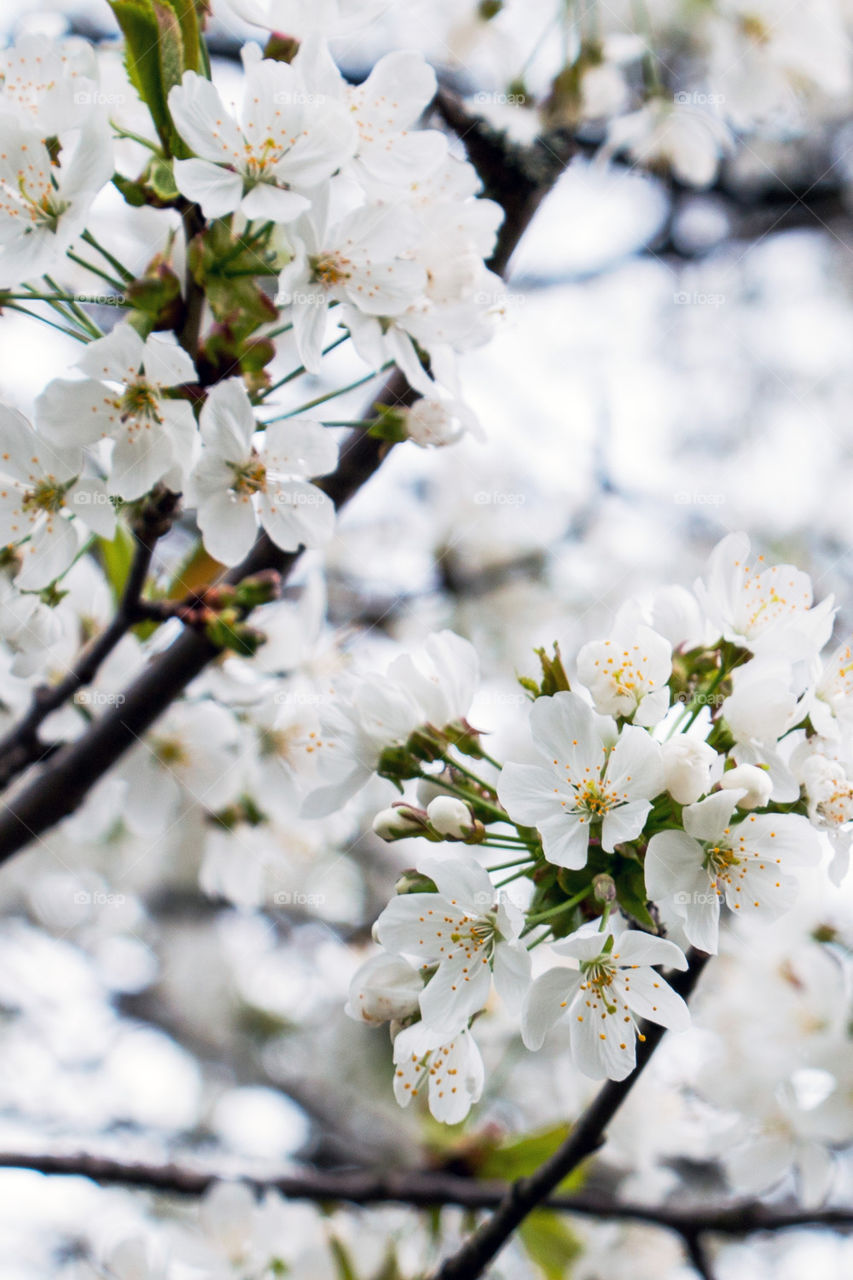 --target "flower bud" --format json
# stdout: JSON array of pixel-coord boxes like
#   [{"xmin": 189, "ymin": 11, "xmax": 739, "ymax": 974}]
[
  {"xmin": 427, "ymin": 796, "xmax": 480, "ymax": 840},
  {"xmin": 592, "ymin": 873, "xmax": 616, "ymax": 904},
  {"xmin": 344, "ymin": 954, "xmax": 423, "ymax": 1025},
  {"xmin": 661, "ymin": 737, "xmax": 717, "ymax": 805},
  {"xmin": 372, "ymin": 805, "xmax": 427, "ymax": 841},
  {"xmin": 720, "ymin": 763, "xmax": 772, "ymax": 810}
]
